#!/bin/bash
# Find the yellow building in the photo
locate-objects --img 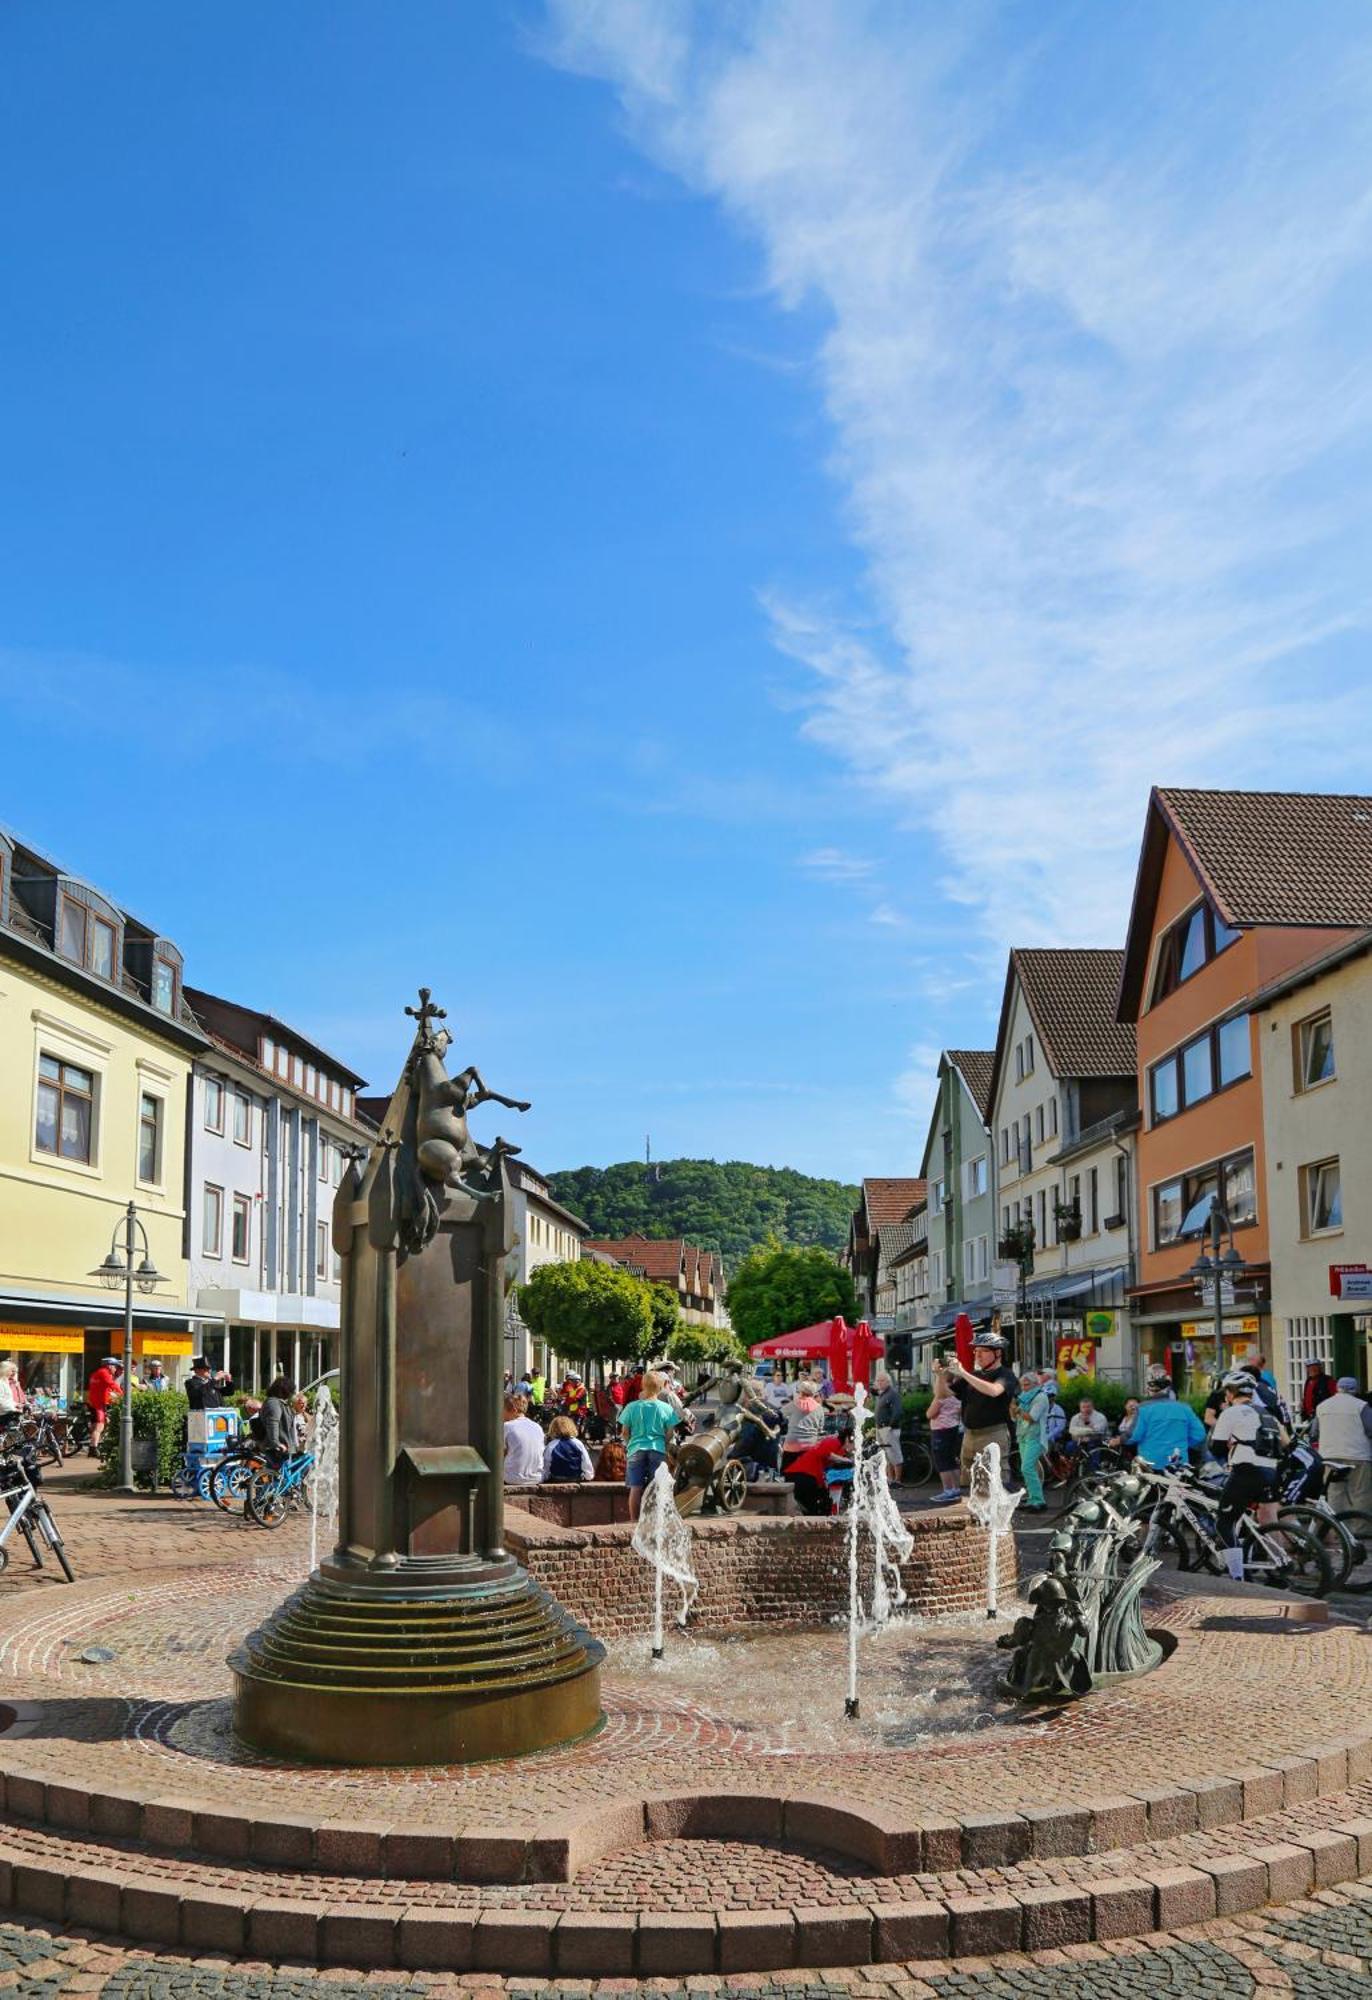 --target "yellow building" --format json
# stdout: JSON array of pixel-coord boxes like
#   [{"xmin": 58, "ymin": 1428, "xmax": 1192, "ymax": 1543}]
[{"xmin": 0, "ymin": 831, "xmax": 211, "ymax": 1407}]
